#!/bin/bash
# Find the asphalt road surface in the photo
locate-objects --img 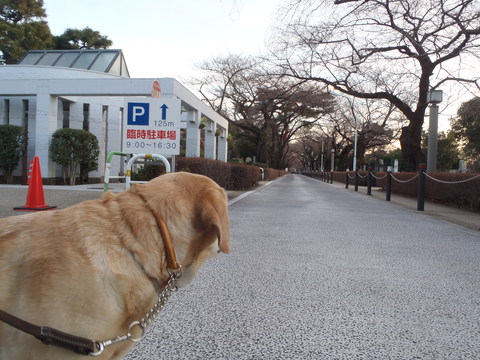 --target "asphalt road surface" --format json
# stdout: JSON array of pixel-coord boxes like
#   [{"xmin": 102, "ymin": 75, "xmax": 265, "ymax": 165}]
[{"xmin": 124, "ymin": 174, "xmax": 480, "ymax": 360}]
